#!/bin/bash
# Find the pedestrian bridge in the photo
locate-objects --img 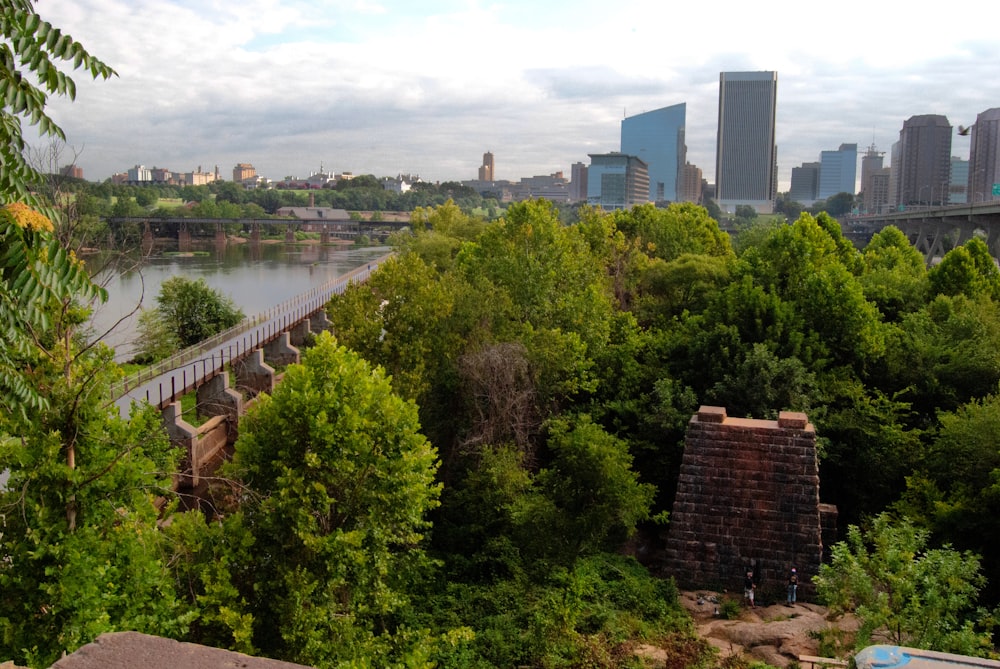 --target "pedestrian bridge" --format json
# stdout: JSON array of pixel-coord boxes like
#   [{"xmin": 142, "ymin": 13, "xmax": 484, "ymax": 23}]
[{"xmin": 112, "ymin": 254, "xmax": 391, "ymax": 488}]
